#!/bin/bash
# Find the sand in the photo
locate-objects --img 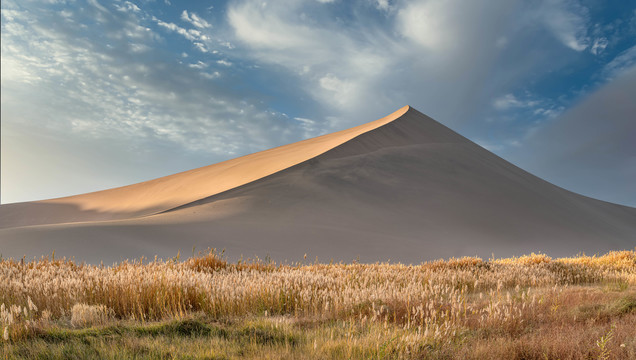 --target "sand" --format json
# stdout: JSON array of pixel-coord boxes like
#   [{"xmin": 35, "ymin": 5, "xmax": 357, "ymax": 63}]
[
  {"xmin": 1, "ymin": 106, "xmax": 635, "ymax": 264},
  {"xmin": 0, "ymin": 106, "xmax": 409, "ymax": 229}
]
